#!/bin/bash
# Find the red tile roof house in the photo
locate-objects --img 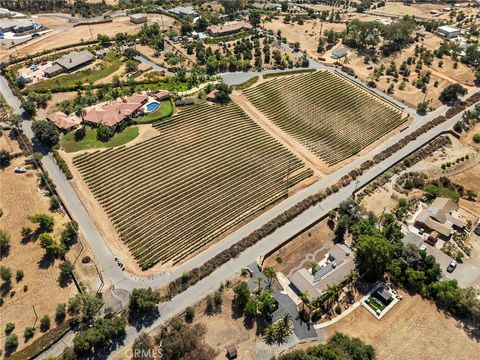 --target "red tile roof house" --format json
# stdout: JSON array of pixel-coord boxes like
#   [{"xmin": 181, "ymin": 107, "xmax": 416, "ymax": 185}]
[
  {"xmin": 83, "ymin": 94, "xmax": 148, "ymax": 128},
  {"xmin": 47, "ymin": 112, "xmax": 82, "ymax": 132}
]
